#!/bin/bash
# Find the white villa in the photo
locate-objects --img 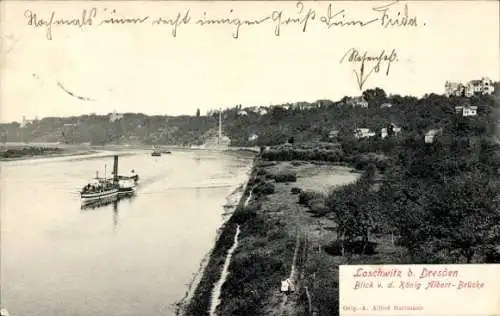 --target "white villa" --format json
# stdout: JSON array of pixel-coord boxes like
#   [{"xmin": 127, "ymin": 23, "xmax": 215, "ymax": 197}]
[
  {"xmin": 257, "ymin": 107, "xmax": 268, "ymax": 115},
  {"xmin": 328, "ymin": 130, "xmax": 339, "ymax": 139},
  {"xmin": 348, "ymin": 96, "xmax": 369, "ymax": 108},
  {"xmin": 381, "ymin": 123, "xmax": 402, "ymax": 138},
  {"xmin": 109, "ymin": 110, "xmax": 124, "ymax": 122},
  {"xmin": 455, "ymin": 105, "xmax": 478, "ymax": 117},
  {"xmin": 354, "ymin": 128, "xmax": 375, "ymax": 139},
  {"xmin": 445, "ymin": 77, "xmax": 495, "ymax": 97},
  {"xmin": 425, "ymin": 128, "xmax": 442, "ymax": 143},
  {"xmin": 20, "ymin": 116, "xmax": 35, "ymax": 128},
  {"xmin": 248, "ymin": 133, "xmax": 259, "ymax": 142}
]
